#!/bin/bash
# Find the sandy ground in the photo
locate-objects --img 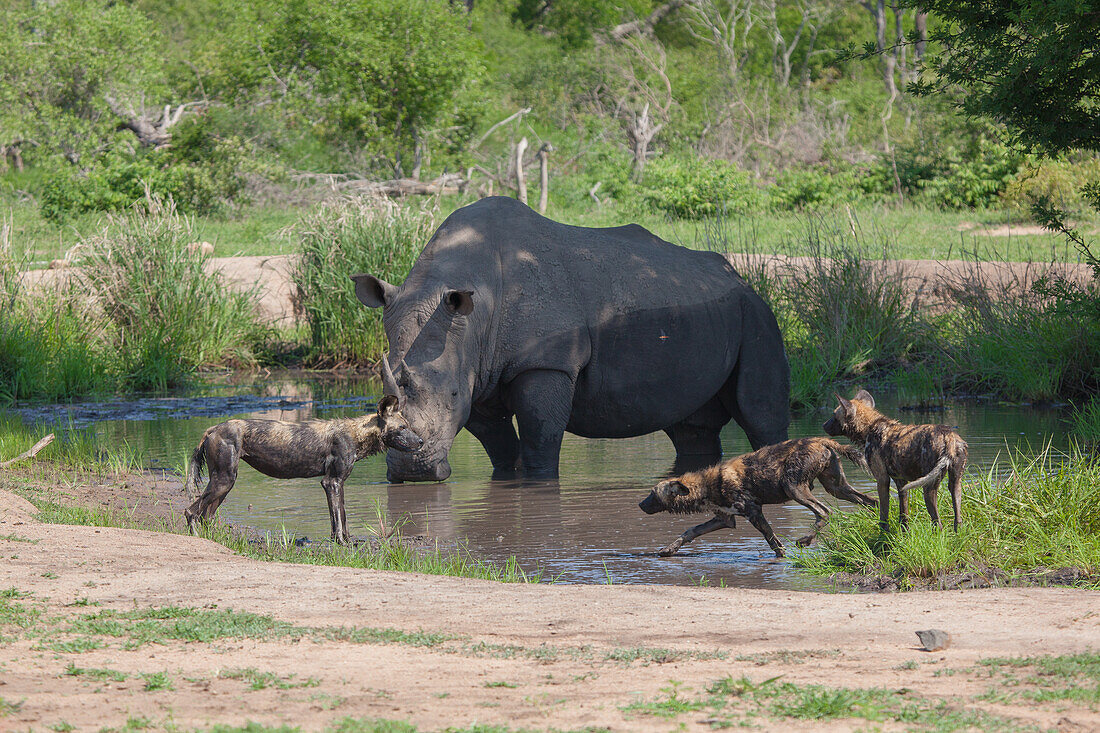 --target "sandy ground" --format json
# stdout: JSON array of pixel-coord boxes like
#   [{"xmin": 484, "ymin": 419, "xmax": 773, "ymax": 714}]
[{"xmin": 2, "ymin": 475, "xmax": 1099, "ymax": 733}]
